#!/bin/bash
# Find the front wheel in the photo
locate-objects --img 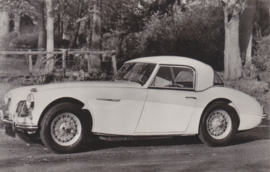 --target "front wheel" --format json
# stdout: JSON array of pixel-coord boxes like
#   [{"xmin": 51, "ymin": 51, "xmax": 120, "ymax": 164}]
[
  {"xmin": 198, "ymin": 101, "xmax": 239, "ymax": 147},
  {"xmin": 40, "ymin": 103, "xmax": 88, "ymax": 153}
]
